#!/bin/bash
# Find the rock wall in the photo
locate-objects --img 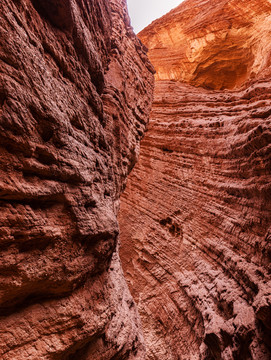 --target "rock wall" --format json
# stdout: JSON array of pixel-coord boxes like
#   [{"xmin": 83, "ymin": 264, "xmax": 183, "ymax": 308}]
[
  {"xmin": 0, "ymin": 0, "xmax": 154, "ymax": 359},
  {"xmin": 139, "ymin": 0, "xmax": 271, "ymax": 90},
  {"xmin": 119, "ymin": 0, "xmax": 271, "ymax": 359}
]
